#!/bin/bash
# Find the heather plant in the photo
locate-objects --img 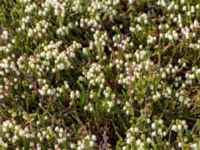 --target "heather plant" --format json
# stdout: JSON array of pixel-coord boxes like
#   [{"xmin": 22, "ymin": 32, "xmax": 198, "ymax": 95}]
[{"xmin": 0, "ymin": 0, "xmax": 200, "ymax": 149}]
